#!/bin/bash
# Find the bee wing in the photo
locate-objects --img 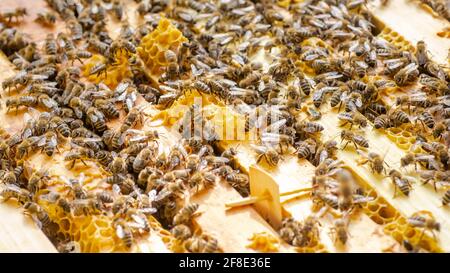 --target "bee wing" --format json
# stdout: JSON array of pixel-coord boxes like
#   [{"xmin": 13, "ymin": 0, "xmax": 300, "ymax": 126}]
[
  {"xmin": 312, "ymin": 89, "xmax": 324, "ymax": 101},
  {"xmin": 37, "ymin": 136, "xmax": 47, "ymax": 147},
  {"xmin": 148, "ymin": 190, "xmax": 157, "ymax": 201},
  {"xmin": 129, "ymin": 135, "xmax": 148, "ymax": 143},
  {"xmin": 48, "ymin": 135, "xmax": 57, "ymax": 147},
  {"xmin": 356, "ymin": 149, "xmax": 369, "ymax": 159},
  {"xmin": 250, "ymin": 144, "xmax": 267, "ymax": 154},
  {"xmin": 131, "ymin": 214, "xmax": 146, "ymax": 226},
  {"xmin": 115, "ymin": 224, "xmax": 125, "ymax": 239},
  {"xmin": 303, "ymin": 53, "xmax": 319, "ymax": 61},
  {"xmin": 83, "ymin": 137, "xmax": 103, "ymax": 143},
  {"xmin": 5, "ymin": 184, "xmax": 23, "ymax": 193},
  {"xmin": 40, "ymin": 97, "xmax": 58, "ymax": 109},
  {"xmin": 78, "ymin": 172, "xmax": 86, "ymax": 185},
  {"xmin": 337, "ymin": 113, "xmax": 352, "ymax": 121},
  {"xmin": 59, "ymin": 175, "xmax": 72, "ymax": 187},
  {"xmin": 264, "ymin": 119, "xmax": 286, "ymax": 133},
  {"xmin": 140, "ymin": 207, "xmax": 157, "ymax": 215},
  {"xmin": 115, "ymin": 91, "xmax": 127, "ymax": 102},
  {"xmin": 355, "ymin": 98, "xmax": 363, "ymax": 108},
  {"xmin": 30, "ymin": 74, "xmax": 49, "ymax": 81},
  {"xmin": 74, "ymin": 108, "xmax": 83, "ymax": 119},
  {"xmin": 112, "ymin": 184, "xmax": 121, "ymax": 196},
  {"xmin": 114, "ymin": 81, "xmax": 130, "ymax": 96},
  {"xmin": 352, "ymin": 195, "xmax": 375, "ymax": 204},
  {"xmin": 177, "ymin": 143, "xmax": 189, "ymax": 159},
  {"xmin": 403, "ymin": 63, "xmax": 419, "ymax": 73}
]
